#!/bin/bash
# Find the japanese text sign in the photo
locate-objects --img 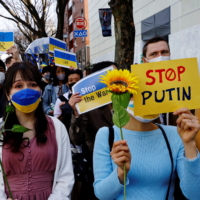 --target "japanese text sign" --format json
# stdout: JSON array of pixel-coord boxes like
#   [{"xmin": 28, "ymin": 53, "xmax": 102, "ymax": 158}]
[
  {"xmin": 72, "ymin": 66, "xmax": 114, "ymax": 114},
  {"xmin": 131, "ymin": 58, "xmax": 200, "ymax": 115},
  {"xmin": 0, "ymin": 31, "xmax": 14, "ymax": 53},
  {"xmin": 54, "ymin": 49, "xmax": 77, "ymax": 69}
]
